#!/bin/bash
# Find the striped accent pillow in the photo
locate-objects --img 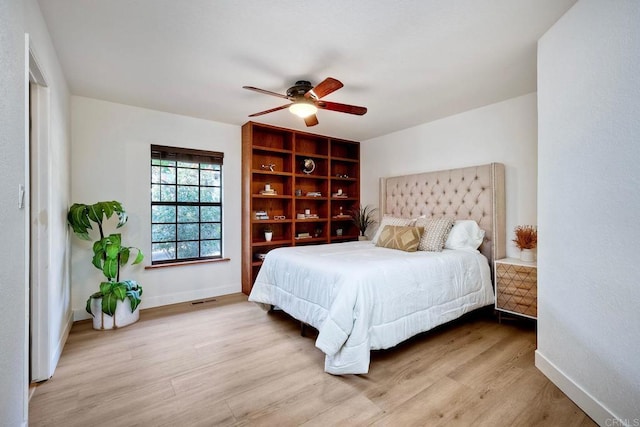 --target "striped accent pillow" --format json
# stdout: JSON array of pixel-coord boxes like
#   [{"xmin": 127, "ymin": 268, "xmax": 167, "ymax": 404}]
[
  {"xmin": 414, "ymin": 217, "xmax": 456, "ymax": 251},
  {"xmin": 375, "ymin": 226, "xmax": 424, "ymax": 252},
  {"xmin": 372, "ymin": 215, "xmax": 415, "ymax": 244}
]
